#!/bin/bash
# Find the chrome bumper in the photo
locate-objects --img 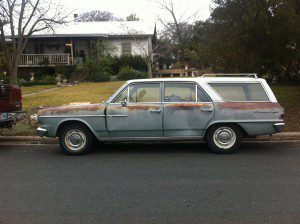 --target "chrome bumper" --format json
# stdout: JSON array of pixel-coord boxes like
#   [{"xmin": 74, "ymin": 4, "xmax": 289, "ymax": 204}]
[
  {"xmin": 37, "ymin": 127, "xmax": 48, "ymax": 137},
  {"xmin": 274, "ymin": 123, "xmax": 285, "ymax": 132}
]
